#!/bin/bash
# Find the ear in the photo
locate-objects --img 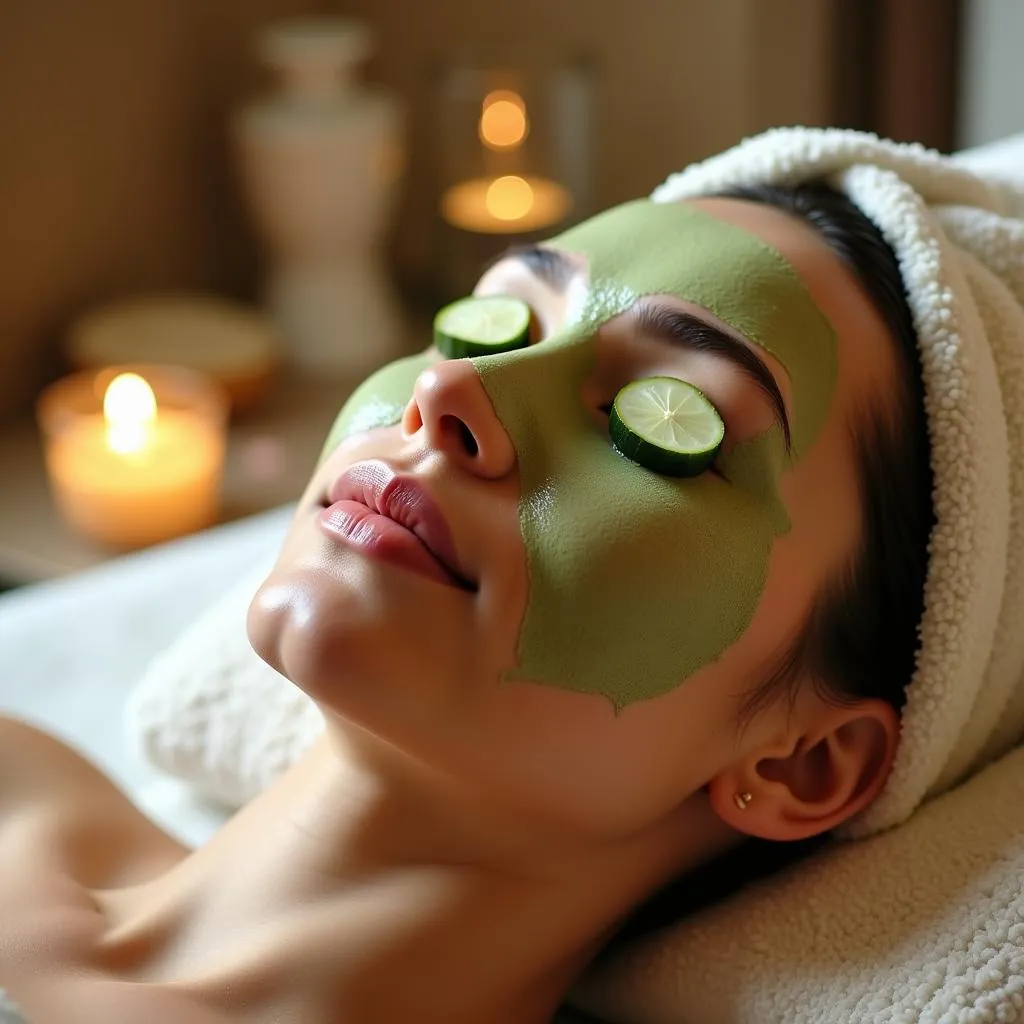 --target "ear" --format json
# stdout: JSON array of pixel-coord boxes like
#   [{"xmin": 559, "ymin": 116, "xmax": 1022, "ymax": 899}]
[{"xmin": 706, "ymin": 697, "xmax": 900, "ymax": 841}]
